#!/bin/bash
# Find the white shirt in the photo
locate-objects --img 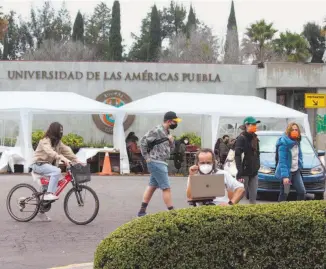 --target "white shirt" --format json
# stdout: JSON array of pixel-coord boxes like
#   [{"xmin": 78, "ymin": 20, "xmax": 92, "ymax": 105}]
[
  {"xmin": 291, "ymin": 145, "xmax": 299, "ymax": 172},
  {"xmin": 186, "ymin": 169, "xmax": 244, "ymax": 204}
]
